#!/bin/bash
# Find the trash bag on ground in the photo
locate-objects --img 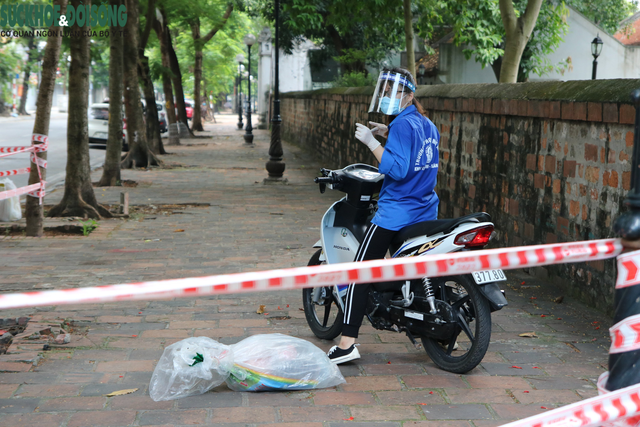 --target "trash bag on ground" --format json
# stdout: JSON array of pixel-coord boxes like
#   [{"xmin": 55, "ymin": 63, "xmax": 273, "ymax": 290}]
[
  {"xmin": 0, "ymin": 178, "xmax": 22, "ymax": 222},
  {"xmin": 149, "ymin": 334, "xmax": 345, "ymax": 401}
]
